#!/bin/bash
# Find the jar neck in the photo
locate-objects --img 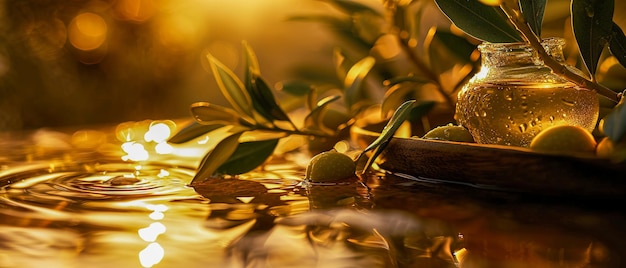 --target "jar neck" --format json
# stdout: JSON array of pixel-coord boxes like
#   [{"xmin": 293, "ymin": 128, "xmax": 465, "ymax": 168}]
[{"xmin": 478, "ymin": 38, "xmax": 566, "ymax": 68}]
